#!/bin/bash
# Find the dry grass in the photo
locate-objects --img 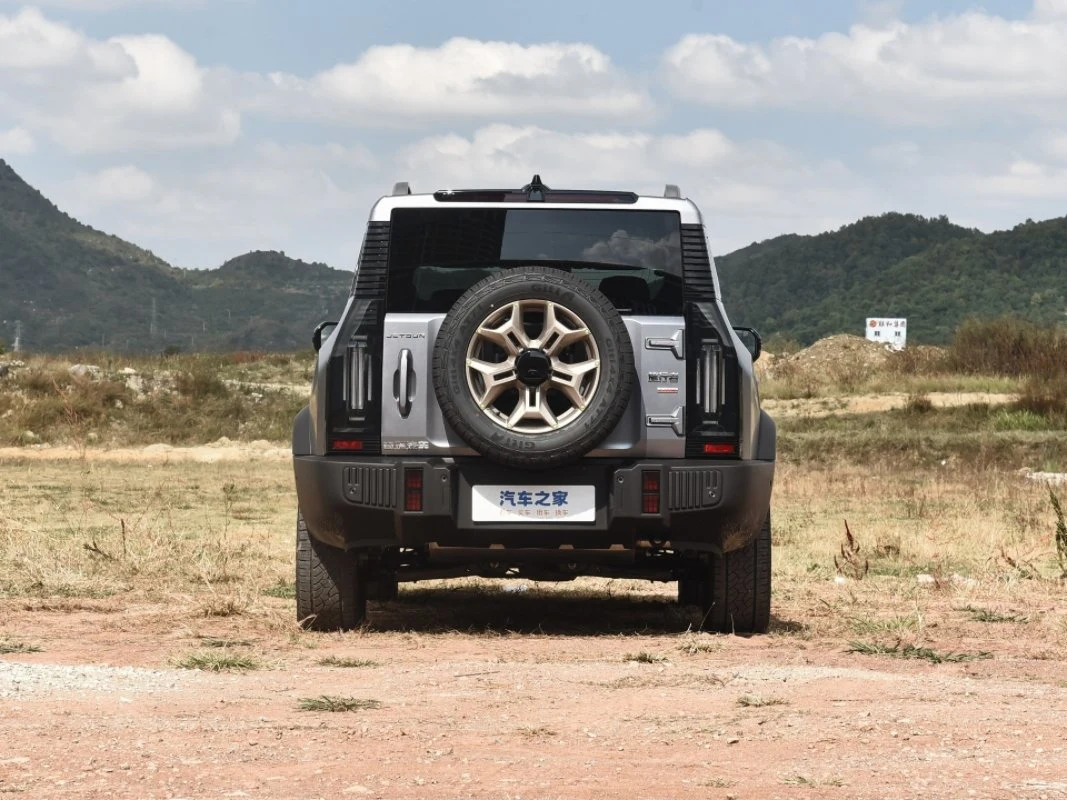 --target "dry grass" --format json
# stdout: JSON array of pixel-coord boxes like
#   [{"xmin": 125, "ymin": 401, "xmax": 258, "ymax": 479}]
[
  {"xmin": 0, "ymin": 458, "xmax": 292, "ymax": 601},
  {"xmin": 317, "ymin": 656, "xmax": 380, "ymax": 668},
  {"xmin": 297, "ymin": 696, "xmax": 382, "ymax": 713},
  {"xmin": 1, "ymin": 351, "xmax": 1066, "ymax": 663},
  {"xmin": 174, "ymin": 650, "xmax": 263, "ymax": 672},
  {"xmin": 623, "ymin": 651, "xmax": 669, "ymax": 663},
  {"xmin": 0, "ymin": 352, "xmax": 309, "ymax": 447}
]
